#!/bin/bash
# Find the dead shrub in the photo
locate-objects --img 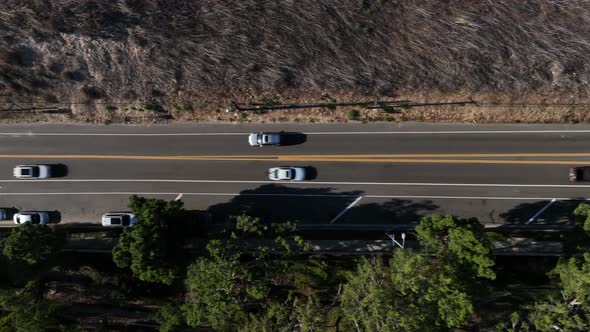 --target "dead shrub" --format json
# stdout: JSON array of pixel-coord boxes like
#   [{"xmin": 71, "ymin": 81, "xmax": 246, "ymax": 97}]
[
  {"xmin": 81, "ymin": 86, "xmax": 104, "ymax": 100},
  {"xmin": 0, "ymin": 48, "xmax": 19, "ymax": 65}
]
